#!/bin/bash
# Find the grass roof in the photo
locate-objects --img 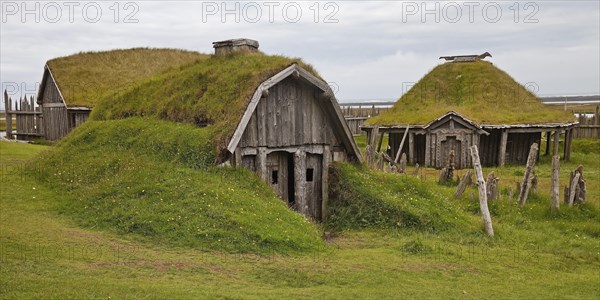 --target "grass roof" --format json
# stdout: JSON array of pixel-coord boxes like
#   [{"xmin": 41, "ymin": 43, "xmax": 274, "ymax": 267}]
[
  {"xmin": 47, "ymin": 48, "xmax": 207, "ymax": 107},
  {"xmin": 367, "ymin": 61, "xmax": 576, "ymax": 126},
  {"xmin": 91, "ymin": 51, "xmax": 321, "ymax": 157}
]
